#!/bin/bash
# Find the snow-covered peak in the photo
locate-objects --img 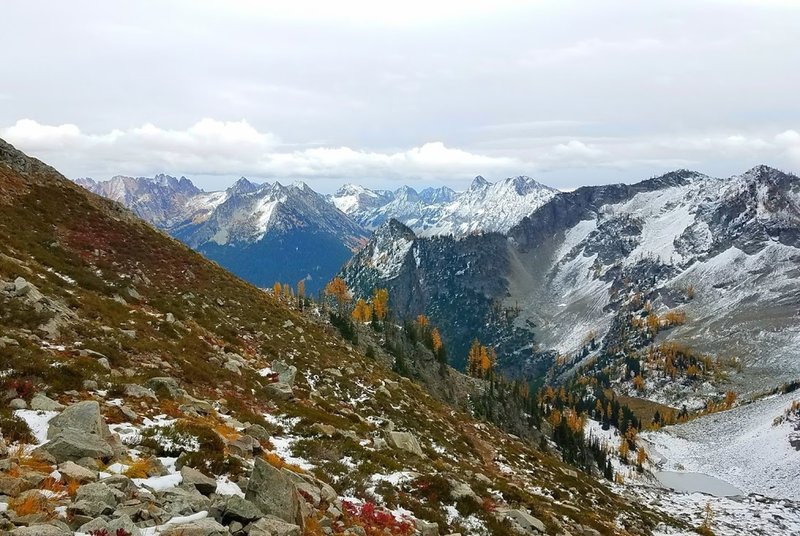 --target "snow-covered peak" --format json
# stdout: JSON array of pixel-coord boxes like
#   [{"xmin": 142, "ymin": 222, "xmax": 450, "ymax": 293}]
[
  {"xmin": 227, "ymin": 177, "xmax": 260, "ymax": 195},
  {"xmin": 469, "ymin": 175, "xmax": 491, "ymax": 191}
]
